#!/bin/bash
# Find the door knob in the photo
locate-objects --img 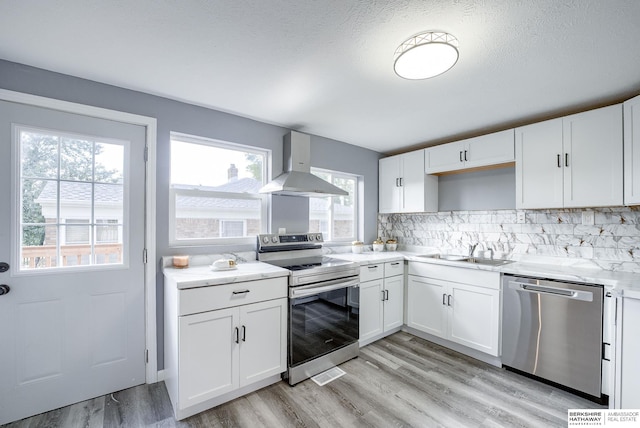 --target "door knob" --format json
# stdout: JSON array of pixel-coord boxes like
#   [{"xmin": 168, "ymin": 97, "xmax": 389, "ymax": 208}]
[
  {"xmin": 0, "ymin": 284, "xmax": 10, "ymax": 296},
  {"xmin": 0, "ymin": 262, "xmax": 9, "ymax": 273}
]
